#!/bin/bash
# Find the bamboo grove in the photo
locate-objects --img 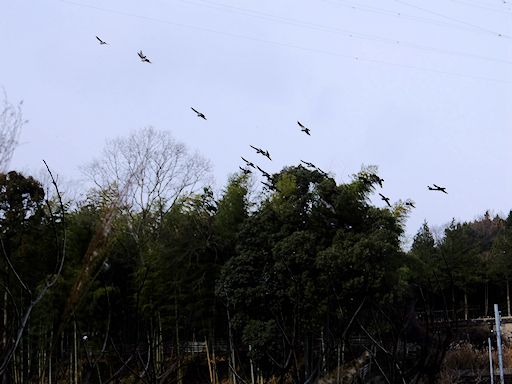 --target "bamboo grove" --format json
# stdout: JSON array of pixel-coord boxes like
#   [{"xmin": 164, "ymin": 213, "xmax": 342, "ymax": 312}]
[{"xmin": 2, "ymin": 129, "xmax": 512, "ymax": 383}]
